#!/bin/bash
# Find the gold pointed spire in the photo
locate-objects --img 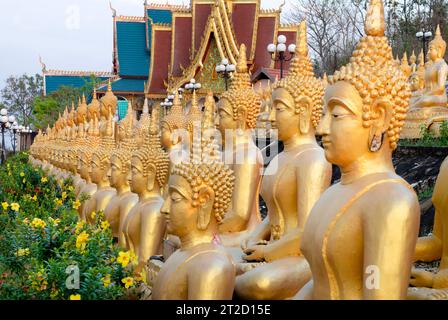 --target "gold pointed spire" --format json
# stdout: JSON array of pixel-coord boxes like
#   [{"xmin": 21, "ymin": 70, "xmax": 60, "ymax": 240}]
[
  {"xmin": 297, "ymin": 20, "xmax": 308, "ymax": 57},
  {"xmin": 236, "ymin": 43, "xmax": 248, "ymax": 73},
  {"xmin": 410, "ymin": 50, "xmax": 416, "ymax": 66},
  {"xmin": 107, "ymin": 79, "xmax": 112, "ymax": 92},
  {"xmin": 289, "ymin": 20, "xmax": 314, "ymax": 78},
  {"xmin": 365, "ymin": 0, "xmax": 385, "ymax": 37},
  {"xmin": 203, "ymin": 90, "xmax": 216, "ymax": 130},
  {"xmin": 418, "ymin": 49, "xmax": 425, "ymax": 66}
]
